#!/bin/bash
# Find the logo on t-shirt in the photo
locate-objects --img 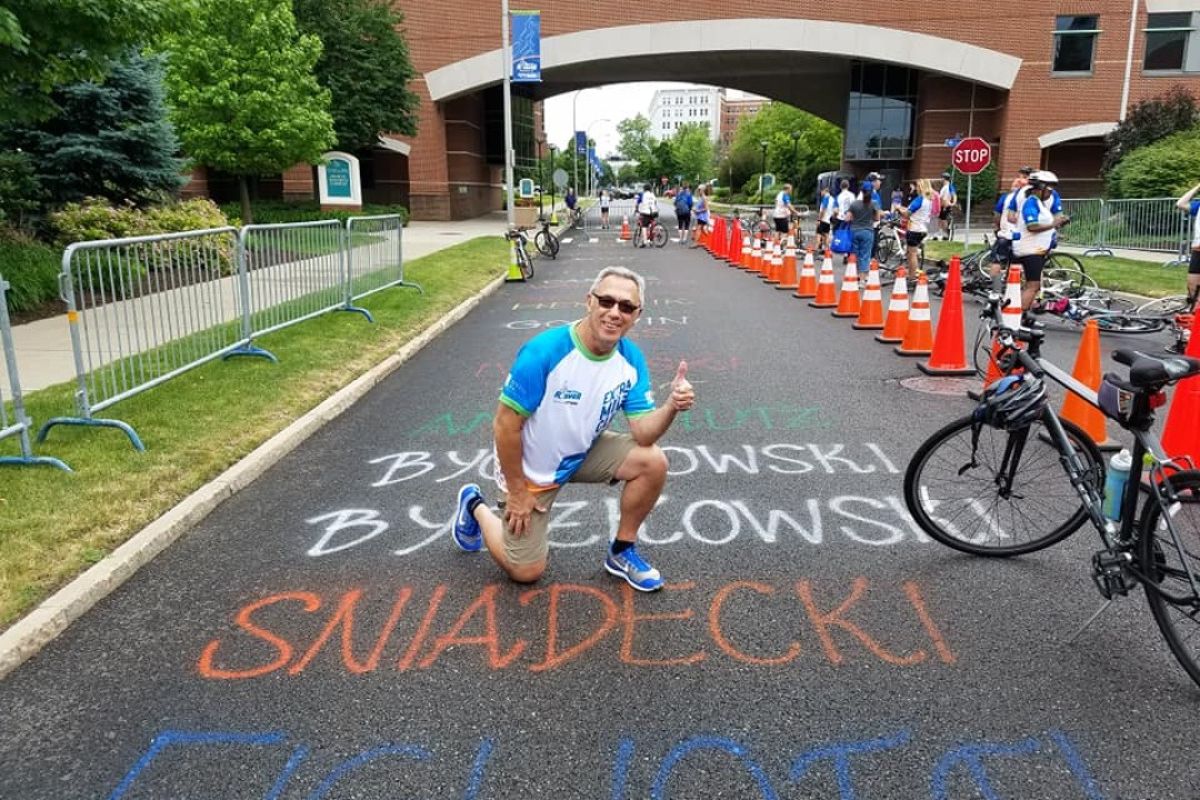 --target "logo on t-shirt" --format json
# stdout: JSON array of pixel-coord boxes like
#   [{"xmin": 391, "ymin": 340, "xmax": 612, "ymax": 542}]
[
  {"xmin": 596, "ymin": 379, "xmax": 632, "ymax": 433},
  {"xmin": 552, "ymin": 387, "xmax": 582, "ymax": 404}
]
